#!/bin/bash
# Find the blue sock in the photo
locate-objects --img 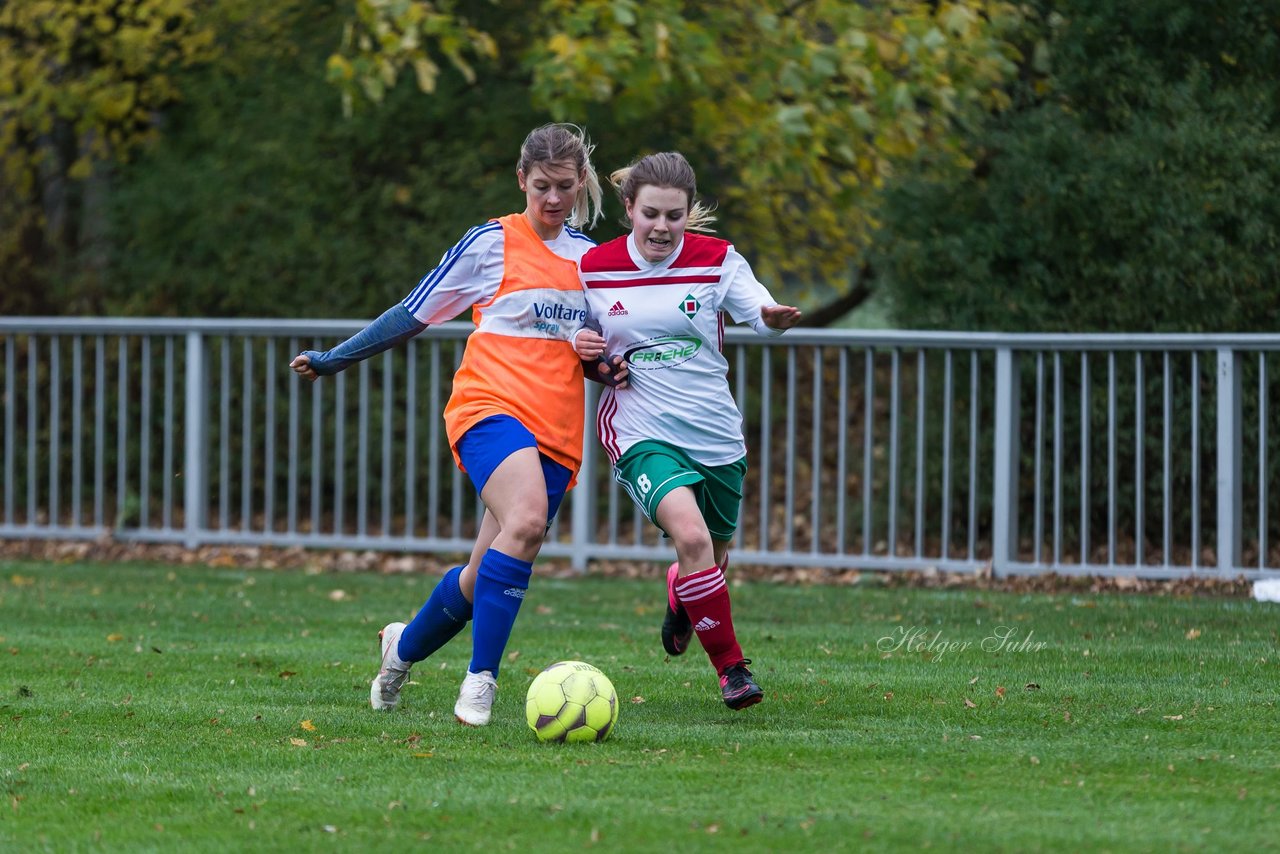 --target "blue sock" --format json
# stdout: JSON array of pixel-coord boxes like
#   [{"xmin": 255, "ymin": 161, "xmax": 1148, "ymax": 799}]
[
  {"xmin": 469, "ymin": 549, "xmax": 533, "ymax": 677},
  {"xmin": 396, "ymin": 566, "xmax": 473, "ymax": 662}
]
